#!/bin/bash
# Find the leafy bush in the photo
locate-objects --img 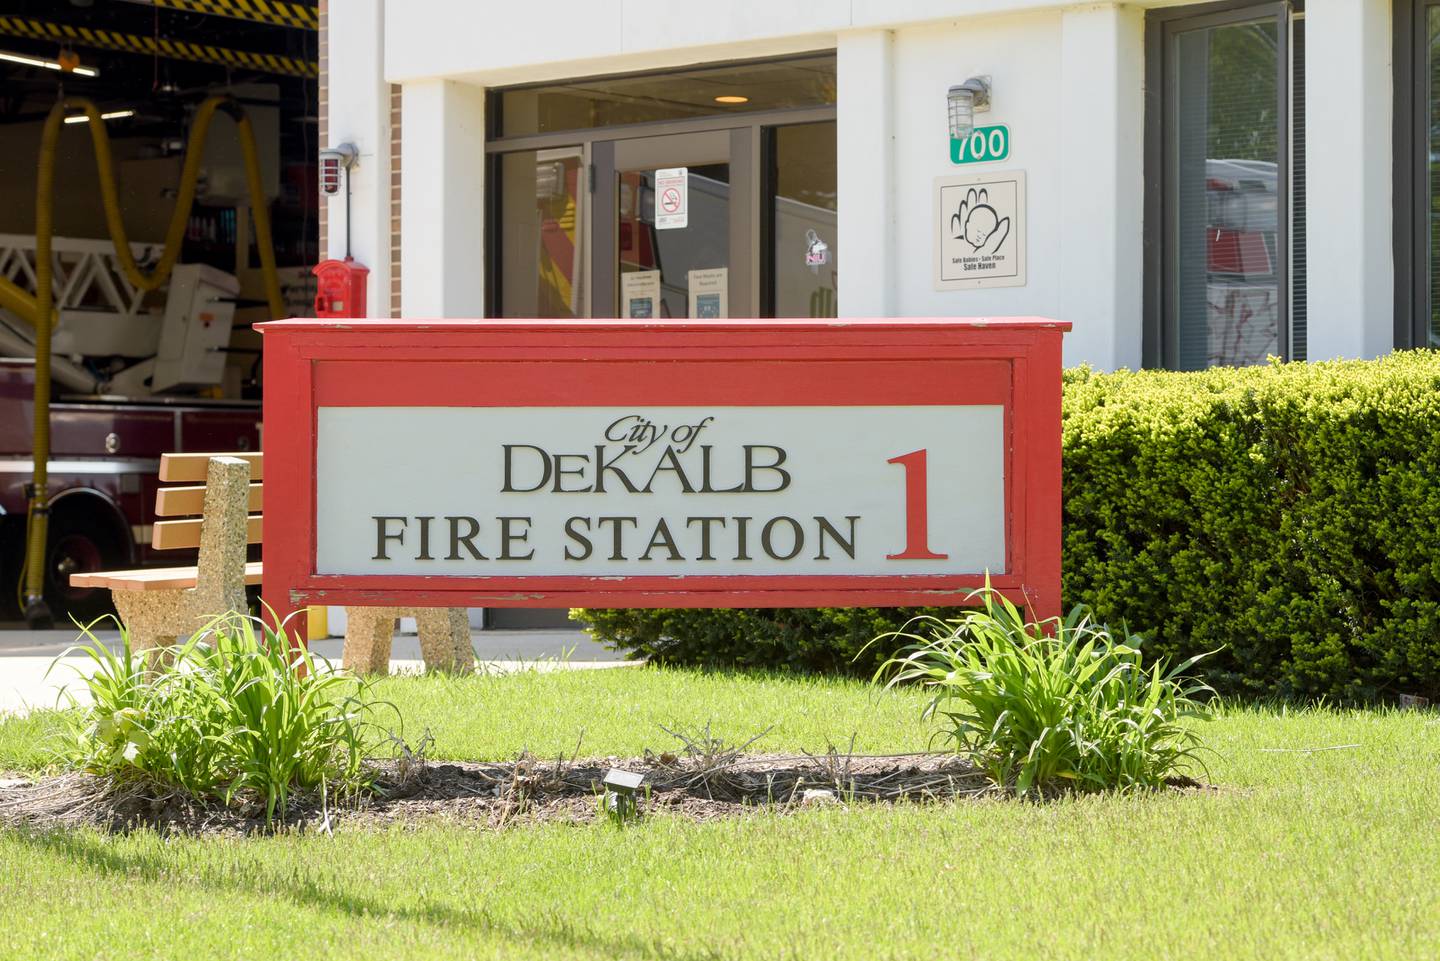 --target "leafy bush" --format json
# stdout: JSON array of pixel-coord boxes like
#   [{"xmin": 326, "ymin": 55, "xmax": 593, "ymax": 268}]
[
  {"xmin": 873, "ymin": 588, "xmax": 1214, "ymax": 794},
  {"xmin": 56, "ymin": 613, "xmax": 398, "ymax": 822},
  {"xmin": 579, "ymin": 352, "xmax": 1440, "ymax": 701},
  {"xmin": 579, "ymin": 606, "xmax": 951, "ymax": 678}
]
